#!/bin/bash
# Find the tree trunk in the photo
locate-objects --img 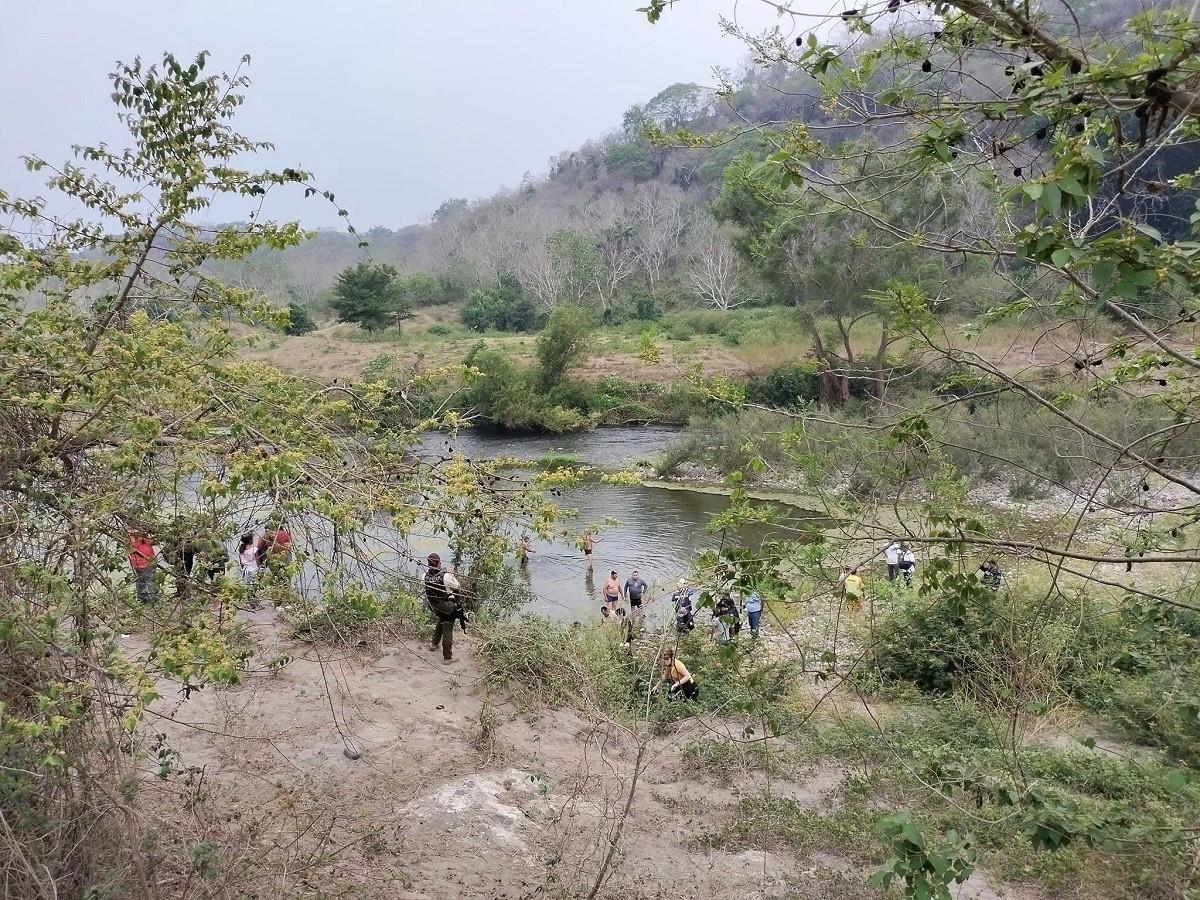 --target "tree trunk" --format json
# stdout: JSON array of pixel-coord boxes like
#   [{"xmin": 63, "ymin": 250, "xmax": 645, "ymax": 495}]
[{"xmin": 872, "ymin": 321, "xmax": 891, "ymax": 404}]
